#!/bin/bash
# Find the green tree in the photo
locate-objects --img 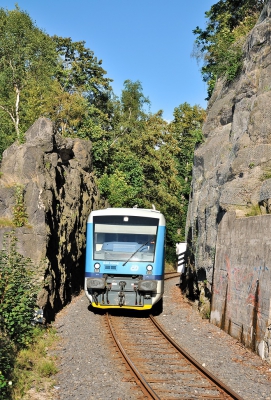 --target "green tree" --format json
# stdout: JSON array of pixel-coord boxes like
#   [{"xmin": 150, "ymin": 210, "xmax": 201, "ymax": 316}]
[
  {"xmin": 50, "ymin": 36, "xmax": 113, "ymax": 135},
  {"xmin": 193, "ymin": 0, "xmax": 265, "ymax": 98},
  {"xmin": 99, "ymin": 81, "xmax": 184, "ymax": 258},
  {"xmin": 0, "ymin": 6, "xmax": 58, "ymax": 139},
  {"xmin": 53, "ymin": 36, "xmax": 112, "ymax": 105},
  {"xmin": 0, "ymin": 119, "xmax": 14, "ymax": 162},
  {"xmin": 100, "ymin": 82, "xmax": 177, "ymax": 208},
  {"xmin": 0, "ymin": 8, "xmax": 114, "ymax": 163},
  {"xmin": 170, "ymin": 103, "xmax": 206, "ymax": 231},
  {"xmin": 98, "ymin": 80, "xmax": 150, "ymax": 203},
  {"xmin": 170, "ymin": 102, "xmax": 206, "ymax": 188},
  {"xmin": 120, "ymin": 79, "xmax": 150, "ymax": 120},
  {"xmin": 45, "ymin": 36, "xmax": 115, "ymax": 174}
]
